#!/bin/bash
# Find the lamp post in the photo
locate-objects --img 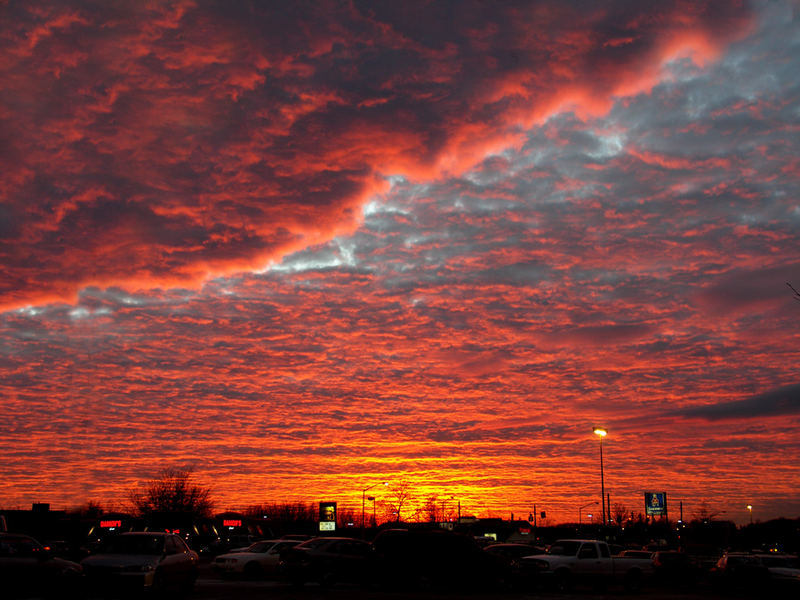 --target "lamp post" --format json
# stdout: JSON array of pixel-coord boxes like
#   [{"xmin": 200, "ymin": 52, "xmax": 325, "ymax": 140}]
[
  {"xmin": 746, "ymin": 504, "xmax": 753, "ymax": 525},
  {"xmin": 362, "ymin": 482, "xmax": 388, "ymax": 538},
  {"xmin": 579, "ymin": 501, "xmax": 599, "ymax": 525},
  {"xmin": 367, "ymin": 496, "xmax": 376, "ymax": 527},
  {"xmin": 593, "ymin": 426, "xmax": 608, "ymax": 526}
]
